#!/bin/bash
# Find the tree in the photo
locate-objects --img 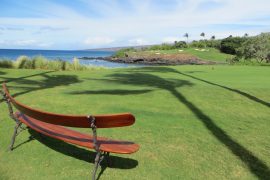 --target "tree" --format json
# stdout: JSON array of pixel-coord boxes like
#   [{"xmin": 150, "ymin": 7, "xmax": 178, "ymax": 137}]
[
  {"xmin": 200, "ymin": 32, "xmax": 205, "ymax": 39},
  {"xmin": 174, "ymin": 41, "xmax": 187, "ymax": 48},
  {"xmin": 200, "ymin": 32, "xmax": 206, "ymax": 48},
  {"xmin": 220, "ymin": 36, "xmax": 246, "ymax": 54},
  {"xmin": 211, "ymin": 35, "xmax": 216, "ymax": 40},
  {"xmin": 244, "ymin": 33, "xmax": 249, "ymax": 37},
  {"xmin": 237, "ymin": 33, "xmax": 270, "ymax": 63},
  {"xmin": 184, "ymin": 33, "xmax": 189, "ymax": 43}
]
